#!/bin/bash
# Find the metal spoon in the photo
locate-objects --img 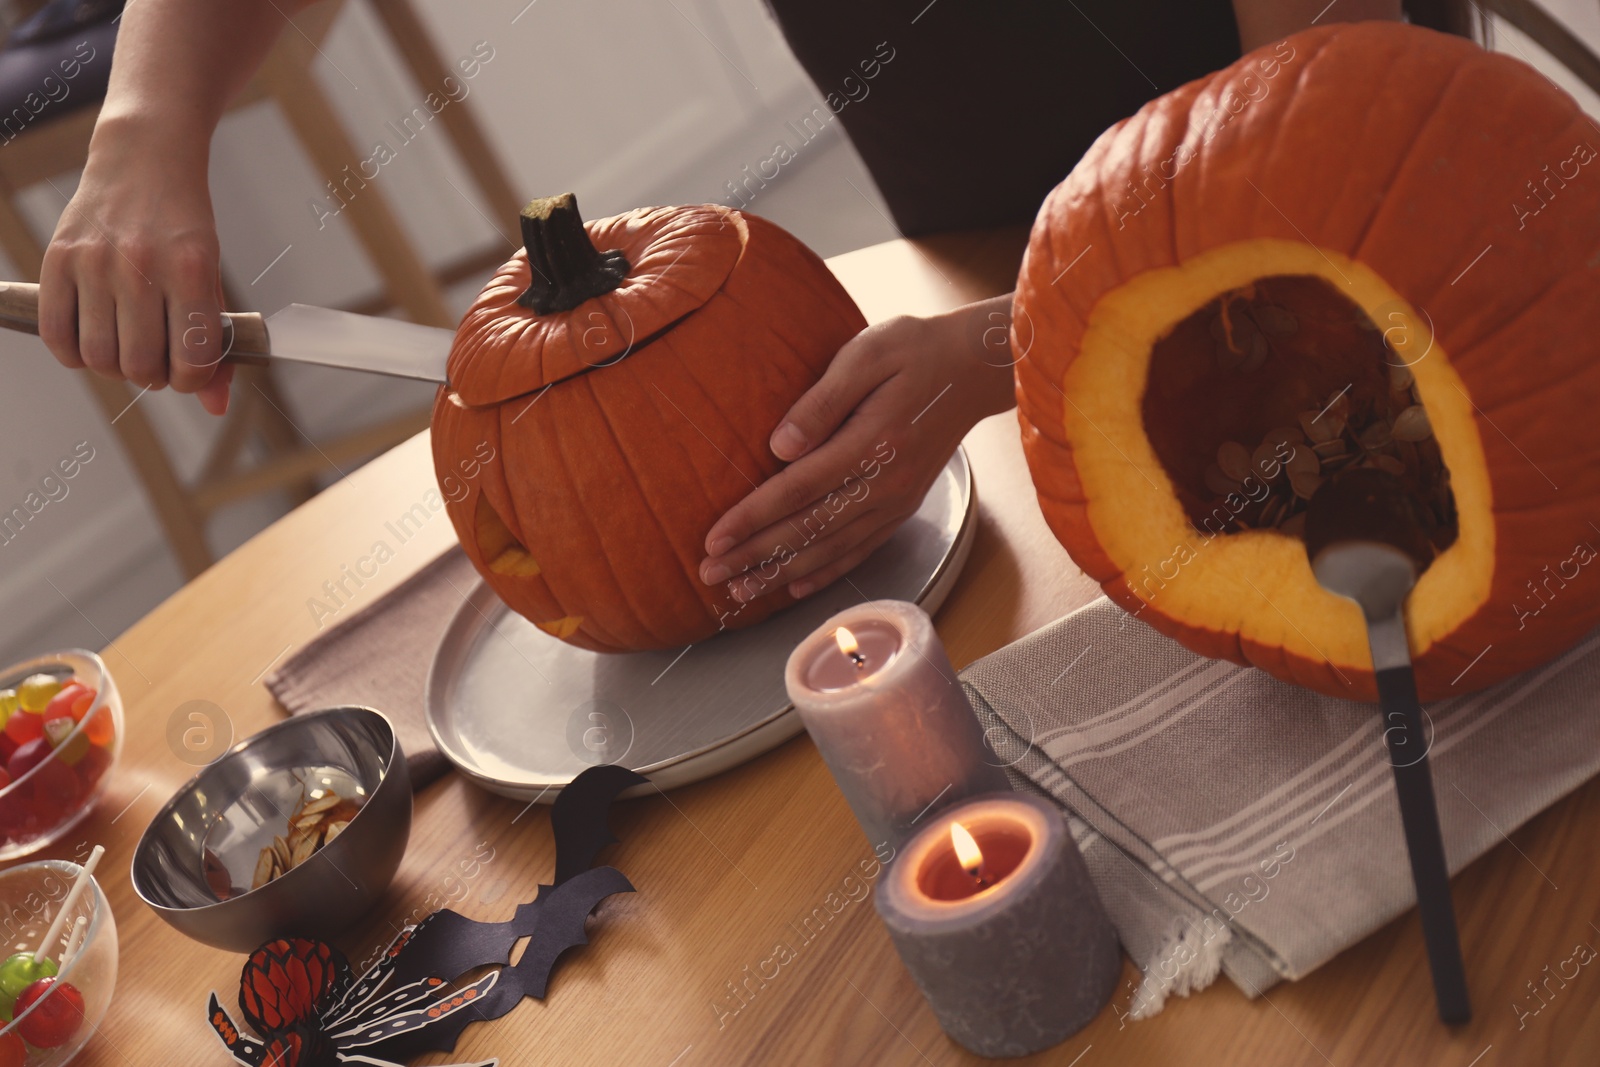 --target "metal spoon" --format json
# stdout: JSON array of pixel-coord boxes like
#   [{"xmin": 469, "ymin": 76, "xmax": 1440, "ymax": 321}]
[{"xmin": 1305, "ymin": 468, "xmax": 1471, "ymax": 1025}]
